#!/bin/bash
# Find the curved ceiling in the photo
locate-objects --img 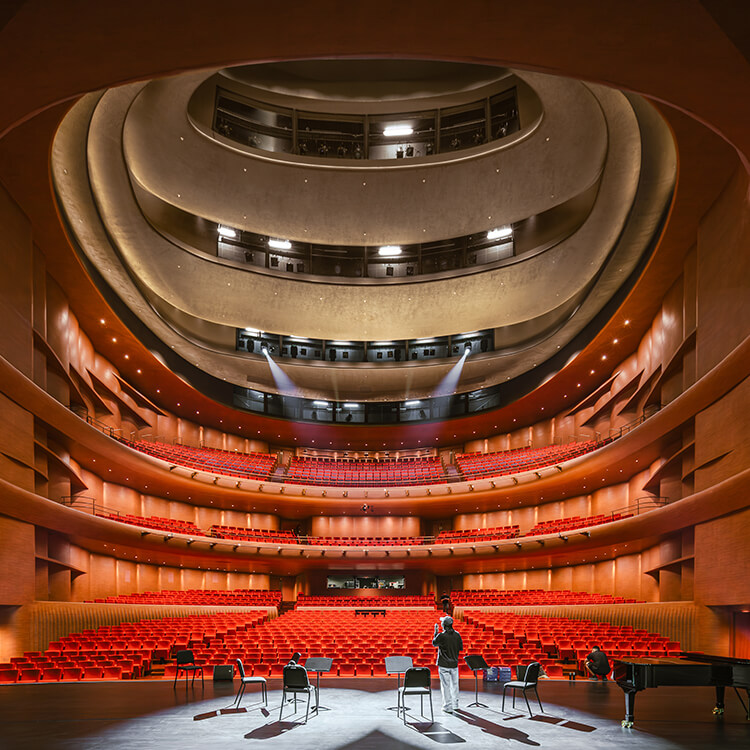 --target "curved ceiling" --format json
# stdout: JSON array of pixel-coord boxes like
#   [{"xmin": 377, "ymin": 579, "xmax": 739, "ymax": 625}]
[
  {"xmin": 52, "ymin": 64, "xmax": 674, "ymax": 404},
  {"xmin": 0, "ymin": 0, "xmax": 743, "ymax": 449}
]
